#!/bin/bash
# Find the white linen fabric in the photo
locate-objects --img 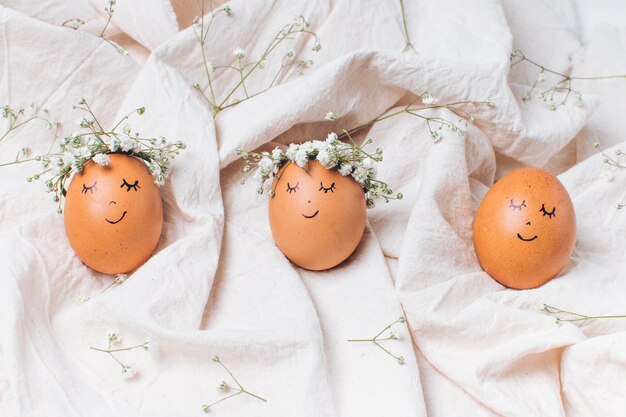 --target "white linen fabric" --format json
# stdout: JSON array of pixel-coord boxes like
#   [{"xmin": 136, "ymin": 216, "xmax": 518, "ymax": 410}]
[{"xmin": 1, "ymin": 1, "xmax": 625, "ymax": 416}]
